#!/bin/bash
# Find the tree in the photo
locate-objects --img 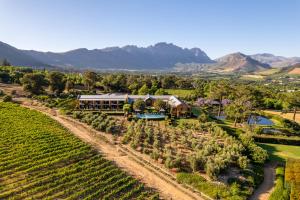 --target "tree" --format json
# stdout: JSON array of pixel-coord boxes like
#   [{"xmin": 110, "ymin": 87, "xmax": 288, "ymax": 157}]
[
  {"xmin": 21, "ymin": 73, "xmax": 48, "ymax": 95},
  {"xmin": 83, "ymin": 71, "xmax": 97, "ymax": 91},
  {"xmin": 65, "ymin": 79, "xmax": 75, "ymax": 92},
  {"xmin": 208, "ymin": 80, "xmax": 231, "ymax": 117},
  {"xmin": 123, "ymin": 104, "xmax": 132, "ymax": 114},
  {"xmin": 138, "ymin": 84, "xmax": 149, "ymax": 95},
  {"xmin": 48, "ymin": 71, "xmax": 66, "ymax": 95},
  {"xmin": 153, "ymin": 99, "xmax": 166, "ymax": 111},
  {"xmin": 133, "ymin": 99, "xmax": 146, "ymax": 112},
  {"xmin": 225, "ymin": 95, "xmax": 252, "ymax": 127},
  {"xmin": 286, "ymin": 91, "xmax": 300, "ymax": 121},
  {"xmin": 0, "ymin": 71, "xmax": 10, "ymax": 83}
]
